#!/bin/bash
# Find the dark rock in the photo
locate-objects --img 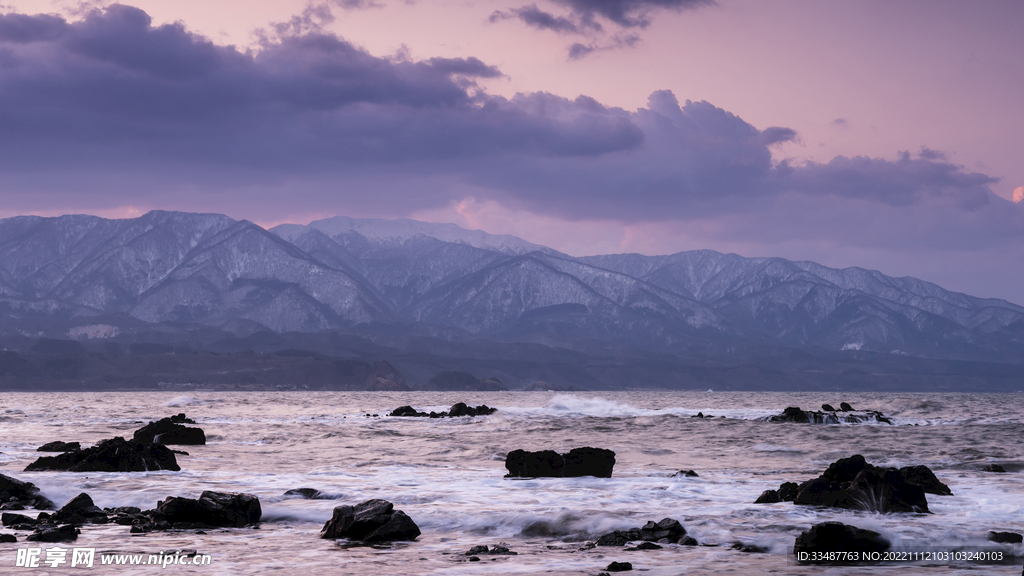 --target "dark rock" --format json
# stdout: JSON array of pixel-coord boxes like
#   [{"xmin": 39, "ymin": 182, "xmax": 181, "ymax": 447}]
[
  {"xmin": 794, "ymin": 465, "xmax": 929, "ymax": 513},
  {"xmin": 26, "ymin": 524, "xmax": 79, "ymax": 542},
  {"xmin": 2, "ymin": 512, "xmax": 38, "ymax": 527},
  {"xmin": 37, "ymin": 441, "xmax": 80, "ymax": 452},
  {"xmin": 466, "ymin": 545, "xmax": 489, "ymax": 556},
  {"xmin": 606, "ymin": 561, "xmax": 632, "ymax": 572},
  {"xmin": 840, "ymin": 402, "xmax": 854, "ymax": 411},
  {"xmin": 133, "ymin": 415, "xmax": 206, "ymax": 445},
  {"xmin": 283, "ymin": 488, "xmax": 325, "ymax": 499},
  {"xmin": 465, "ymin": 544, "xmax": 517, "ymax": 555},
  {"xmin": 899, "ymin": 465, "xmax": 952, "ymax": 496},
  {"xmin": 823, "ymin": 455, "xmax": 873, "ymax": 483},
  {"xmin": 505, "ymin": 447, "xmax": 615, "ymax": 478},
  {"xmin": 794, "ymin": 522, "xmax": 889, "ymax": 562},
  {"xmin": 468, "ymin": 556, "xmax": 480, "ymax": 561},
  {"xmin": 389, "ymin": 403, "xmax": 497, "ymax": 418},
  {"xmin": 0, "ymin": 502, "xmax": 24, "ymax": 510},
  {"xmin": 157, "ymin": 491, "xmax": 261, "ymax": 528},
  {"xmin": 779, "ymin": 482, "xmax": 799, "ymax": 501},
  {"xmin": 765, "ymin": 407, "xmax": 892, "ymax": 425},
  {"xmin": 983, "ymin": 464, "xmax": 1007, "ymax": 473},
  {"xmin": 732, "ymin": 542, "xmax": 770, "ymax": 553},
  {"xmin": 673, "ymin": 470, "xmax": 698, "ymax": 477},
  {"xmin": 691, "ymin": 412, "xmax": 704, "ymax": 418},
  {"xmin": 0, "ymin": 473, "xmax": 55, "ymax": 509},
  {"xmin": 564, "ymin": 447, "xmax": 616, "ymax": 478},
  {"xmin": 0, "ymin": 534, "xmax": 15, "ymax": 543},
  {"xmin": 754, "ymin": 490, "xmax": 781, "ymax": 504},
  {"xmin": 793, "ymin": 478, "xmax": 857, "ymax": 508},
  {"xmin": 505, "ymin": 450, "xmax": 564, "ymax": 478},
  {"xmin": 988, "ymin": 531, "xmax": 1023, "ymax": 544},
  {"xmin": 25, "ymin": 437, "xmax": 180, "ymax": 472},
  {"xmin": 53, "ymin": 493, "xmax": 107, "ymax": 524},
  {"xmin": 821, "ymin": 404, "xmax": 836, "ymax": 412},
  {"xmin": 104, "ymin": 506, "xmax": 141, "ymax": 515},
  {"xmin": 320, "ymin": 499, "xmax": 420, "ymax": 542},
  {"xmin": 597, "ymin": 518, "xmax": 688, "ymax": 546}
]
